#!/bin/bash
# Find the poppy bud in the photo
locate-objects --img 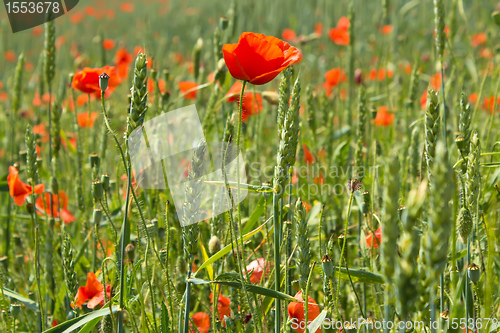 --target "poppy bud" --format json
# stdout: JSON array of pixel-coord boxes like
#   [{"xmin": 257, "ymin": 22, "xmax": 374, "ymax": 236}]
[
  {"xmin": 321, "ymin": 254, "xmax": 334, "ymax": 278},
  {"xmin": 93, "ymin": 209, "xmax": 103, "ymax": 226},
  {"xmin": 209, "ymin": 235, "xmax": 221, "ymax": 254},
  {"xmin": 99, "ymin": 72, "xmax": 110, "ymax": 92},
  {"xmin": 26, "ymin": 203, "xmax": 35, "ymax": 215},
  {"xmin": 159, "ymin": 248, "xmax": 167, "ymax": 266},
  {"xmin": 89, "ymin": 153, "xmax": 100, "ymax": 170},
  {"xmin": 355, "ymin": 69, "xmax": 363, "ymax": 85},
  {"xmin": 150, "ymin": 69, "xmax": 157, "ymax": 81},
  {"xmin": 125, "ymin": 243, "xmax": 135, "ymax": 263},
  {"xmin": 51, "ymin": 176, "xmax": 59, "ymax": 194},
  {"xmin": 109, "ymin": 180, "xmax": 117, "ymax": 193},
  {"xmin": 162, "ymin": 69, "xmax": 170, "ymax": 83},
  {"xmin": 219, "ymin": 17, "xmax": 229, "ymax": 31},
  {"xmin": 468, "ymin": 263, "xmax": 480, "ymax": 284},
  {"xmin": 101, "ymin": 174, "xmax": 110, "ymax": 191},
  {"xmin": 92, "ymin": 180, "xmax": 104, "ymax": 201},
  {"xmin": 10, "ymin": 303, "xmax": 21, "ymax": 319}
]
